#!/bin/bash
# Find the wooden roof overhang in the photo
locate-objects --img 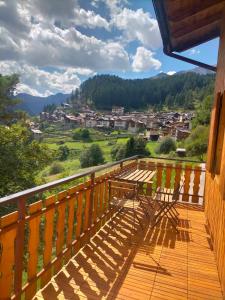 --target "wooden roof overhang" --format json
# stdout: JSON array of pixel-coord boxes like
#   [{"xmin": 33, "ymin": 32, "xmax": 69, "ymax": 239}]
[{"xmin": 153, "ymin": 0, "xmax": 225, "ymax": 72}]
